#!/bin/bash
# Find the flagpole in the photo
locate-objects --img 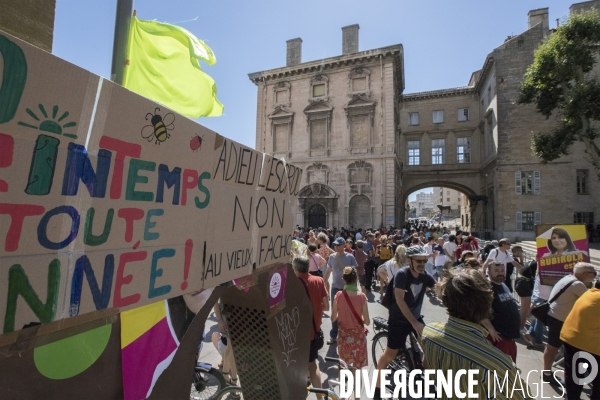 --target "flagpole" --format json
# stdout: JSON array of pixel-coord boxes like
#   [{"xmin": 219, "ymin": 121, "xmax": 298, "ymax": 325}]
[{"xmin": 110, "ymin": 0, "xmax": 134, "ymax": 85}]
